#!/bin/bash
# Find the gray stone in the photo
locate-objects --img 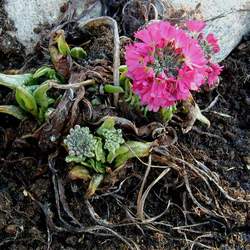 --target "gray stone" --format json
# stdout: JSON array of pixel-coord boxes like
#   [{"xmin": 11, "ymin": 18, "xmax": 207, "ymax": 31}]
[
  {"xmin": 2, "ymin": 0, "xmax": 250, "ymax": 61},
  {"xmin": 165, "ymin": 0, "xmax": 250, "ymax": 61},
  {"xmin": 4, "ymin": 0, "xmax": 102, "ymax": 54}
]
